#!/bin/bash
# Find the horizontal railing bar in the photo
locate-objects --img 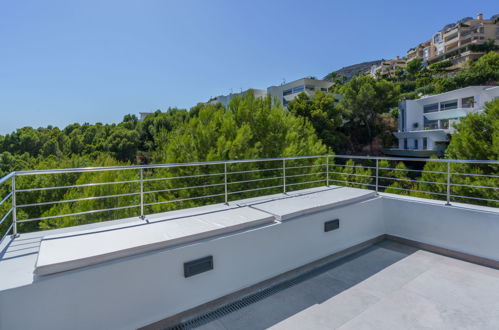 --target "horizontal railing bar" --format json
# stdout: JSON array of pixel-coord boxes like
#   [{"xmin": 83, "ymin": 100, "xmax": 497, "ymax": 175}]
[
  {"xmin": 14, "ymin": 155, "xmax": 328, "ymax": 176},
  {"xmin": 0, "ymin": 208, "xmax": 13, "ymax": 227},
  {"xmin": 227, "ymin": 167, "xmax": 283, "ymax": 175},
  {"xmin": 451, "ymin": 172, "xmax": 499, "ymax": 178},
  {"xmin": 6, "ymin": 155, "xmax": 499, "ymax": 179},
  {"xmin": 377, "ymin": 175, "xmax": 447, "ymax": 186},
  {"xmin": 449, "ymin": 194, "xmax": 499, "ymax": 203},
  {"xmin": 330, "ymin": 155, "xmax": 499, "ymax": 164},
  {"xmin": 18, "ymin": 204, "xmax": 141, "ymax": 223},
  {"xmin": 286, "ymin": 179, "xmax": 326, "ymax": 187},
  {"xmin": 17, "ymin": 192, "xmax": 141, "ymax": 208},
  {"xmin": 333, "ymin": 164, "xmax": 376, "ymax": 170},
  {"xmin": 327, "ymin": 179, "xmax": 375, "ymax": 187},
  {"xmin": 227, "ymin": 185, "xmax": 284, "ymax": 195},
  {"xmin": 329, "ymin": 171, "xmax": 374, "ymax": 178},
  {"xmin": 143, "ymin": 193, "xmax": 226, "ymax": 207},
  {"xmin": 0, "ymin": 223, "xmax": 14, "ymax": 244},
  {"xmin": 285, "ymin": 172, "xmax": 326, "ymax": 179},
  {"xmin": 0, "ymin": 192, "xmax": 13, "ymax": 207},
  {"xmin": 143, "ymin": 172, "xmax": 225, "ymax": 183},
  {"xmin": 17, "ymin": 179, "xmax": 140, "ymax": 192},
  {"xmin": 285, "ymin": 164, "xmax": 326, "ymax": 170},
  {"xmin": 450, "ymin": 182, "xmax": 498, "ymax": 190},
  {"xmin": 378, "ymin": 185, "xmax": 448, "ymax": 197},
  {"xmin": 144, "ymin": 183, "xmax": 225, "ymax": 195},
  {"xmin": 0, "ymin": 172, "xmax": 14, "ymax": 186},
  {"xmin": 378, "ymin": 167, "xmax": 447, "ymax": 175},
  {"xmin": 228, "ymin": 176, "xmax": 283, "ymax": 185}
]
